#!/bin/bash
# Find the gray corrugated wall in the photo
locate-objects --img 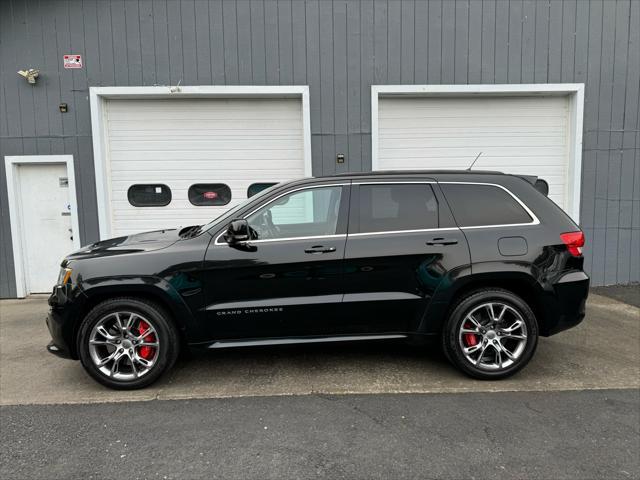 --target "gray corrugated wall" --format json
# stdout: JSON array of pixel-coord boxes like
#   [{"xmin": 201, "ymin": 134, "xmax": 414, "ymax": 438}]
[{"xmin": 1, "ymin": 0, "xmax": 639, "ymax": 297}]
